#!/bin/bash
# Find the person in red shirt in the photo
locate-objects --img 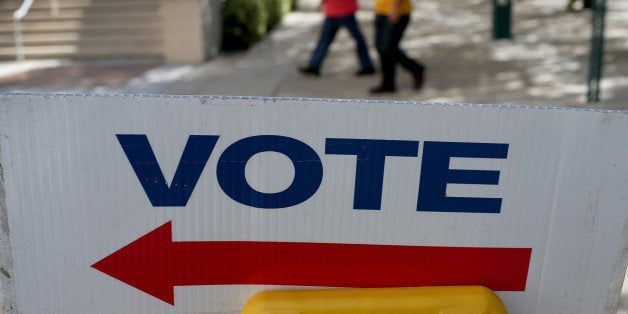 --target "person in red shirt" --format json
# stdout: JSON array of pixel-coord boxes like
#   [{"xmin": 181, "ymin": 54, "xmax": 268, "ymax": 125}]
[{"xmin": 299, "ymin": 0, "xmax": 375, "ymax": 76}]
